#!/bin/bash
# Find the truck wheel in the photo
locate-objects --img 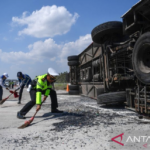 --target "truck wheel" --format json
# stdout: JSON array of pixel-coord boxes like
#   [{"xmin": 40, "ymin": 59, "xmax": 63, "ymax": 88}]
[
  {"xmin": 97, "ymin": 91, "xmax": 126, "ymax": 104},
  {"xmin": 68, "ymin": 55, "xmax": 79, "ymax": 61},
  {"xmin": 69, "ymin": 85, "xmax": 79, "ymax": 90},
  {"xmin": 69, "ymin": 90, "xmax": 79, "ymax": 95},
  {"xmin": 68, "ymin": 61, "xmax": 79, "ymax": 66},
  {"xmin": 132, "ymin": 32, "xmax": 150, "ymax": 85},
  {"xmin": 91, "ymin": 21, "xmax": 123, "ymax": 44}
]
